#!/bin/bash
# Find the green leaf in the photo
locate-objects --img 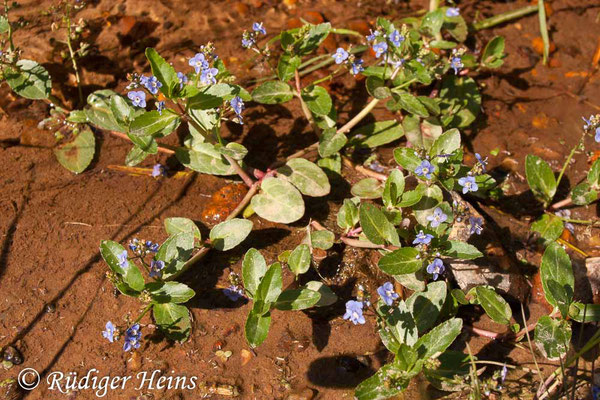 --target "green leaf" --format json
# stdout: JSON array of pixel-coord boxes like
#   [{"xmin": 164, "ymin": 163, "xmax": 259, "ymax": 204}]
[
  {"xmin": 242, "ymin": 248, "xmax": 267, "ymax": 298},
  {"xmin": 54, "ymin": 127, "xmax": 95, "ymax": 174},
  {"xmin": 145, "ymin": 47, "xmax": 178, "ymax": 98},
  {"xmin": 255, "ymin": 263, "xmax": 283, "ymax": 305},
  {"xmin": 360, "ymin": 203, "xmax": 400, "ymax": 246},
  {"xmin": 99, "ymin": 240, "xmax": 145, "ymax": 293},
  {"xmin": 251, "ymin": 81, "xmax": 294, "ymax": 104},
  {"xmin": 415, "ymin": 318, "xmax": 463, "ymax": 359},
  {"xmin": 429, "ymin": 128, "xmax": 461, "ymax": 158},
  {"xmin": 481, "ymin": 36, "xmax": 505, "ymax": 68},
  {"xmin": 421, "ymin": 8, "xmax": 445, "ymax": 36},
  {"xmin": 525, "ymin": 155, "xmax": 557, "ymax": 206},
  {"xmin": 129, "ymin": 110, "xmax": 180, "ymax": 152},
  {"xmin": 295, "ymin": 22, "xmax": 331, "ymax": 55},
  {"xmin": 288, "ymin": 244, "xmax": 311, "ymax": 275},
  {"xmin": 355, "ymin": 363, "xmax": 410, "ymax": 400},
  {"xmin": 278, "ymin": 158, "xmax": 330, "ymax": 197},
  {"xmin": 218, "ymin": 142, "xmax": 248, "ymax": 161},
  {"xmin": 146, "ymin": 282, "xmax": 195, "ymax": 304},
  {"xmin": 443, "ymin": 241, "xmax": 483, "ymax": 260},
  {"xmin": 438, "ymin": 76, "xmax": 481, "ymax": 128},
  {"xmin": 251, "ymin": 177, "xmax": 305, "ymax": 223},
  {"xmin": 154, "ymin": 232, "xmax": 195, "ymax": 279},
  {"xmin": 164, "ymin": 217, "xmax": 201, "ymax": 240},
  {"xmin": 406, "ymin": 281, "xmax": 447, "ymax": 333},
  {"xmin": 274, "ymin": 288, "xmax": 320, "ymax": 310},
  {"xmin": 245, "ymin": 308, "xmax": 271, "ymax": 348},
  {"xmin": 5, "ymin": 59, "xmax": 51, "ymax": 100},
  {"xmin": 302, "ymin": 85, "xmax": 332, "ymax": 116},
  {"xmin": 535, "ymin": 315, "xmax": 571, "ymax": 360},
  {"xmin": 366, "ymin": 76, "xmax": 391, "ymax": 100},
  {"xmin": 393, "ymin": 147, "xmax": 422, "ymax": 173},
  {"xmin": 176, "ymin": 143, "xmax": 236, "ymax": 176},
  {"xmin": 380, "ymin": 301, "xmax": 418, "ymax": 350},
  {"xmin": 350, "ymin": 120, "xmax": 404, "ymax": 148},
  {"xmin": 587, "ymin": 159, "xmax": 600, "ymax": 187},
  {"xmin": 351, "ymin": 178, "xmax": 384, "ymax": 199},
  {"xmin": 125, "ymin": 145, "xmax": 149, "ymax": 167},
  {"xmin": 379, "ymin": 247, "xmax": 422, "ymax": 275},
  {"xmin": 0, "ymin": 16, "xmax": 9, "ymax": 34},
  {"xmin": 382, "ymin": 169, "xmax": 405, "ymax": 208},
  {"xmin": 188, "ymin": 83, "xmax": 249, "ymax": 109},
  {"xmin": 571, "ymin": 182, "xmax": 598, "ymax": 206},
  {"xmin": 475, "ymin": 286, "xmax": 512, "ymax": 325},
  {"xmin": 110, "ymin": 94, "xmax": 136, "ymax": 125},
  {"xmin": 337, "ymin": 198, "xmax": 359, "ymax": 231},
  {"xmin": 540, "ymin": 242, "xmax": 574, "ymax": 309},
  {"xmin": 85, "ymin": 90, "xmax": 130, "ymax": 132},
  {"xmin": 153, "ymin": 303, "xmax": 191, "ymax": 342},
  {"xmin": 395, "ymin": 92, "xmax": 429, "ymax": 117},
  {"xmin": 531, "ymin": 214, "xmax": 564, "ymax": 241},
  {"xmin": 277, "ymin": 53, "xmax": 301, "ymax": 82},
  {"xmin": 209, "ymin": 218, "xmax": 253, "ymax": 251},
  {"xmin": 430, "ymin": 40, "xmax": 457, "ymax": 49},
  {"xmin": 318, "ymin": 128, "xmax": 347, "ymax": 157},
  {"xmin": 306, "ymin": 281, "xmax": 338, "ymax": 306},
  {"xmin": 568, "ymin": 302, "xmax": 600, "ymax": 323},
  {"xmin": 398, "ymin": 186, "xmax": 425, "ymax": 208},
  {"xmin": 423, "ymin": 350, "xmax": 470, "ymax": 392},
  {"xmin": 310, "ymin": 229, "xmax": 335, "ymax": 250}
]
